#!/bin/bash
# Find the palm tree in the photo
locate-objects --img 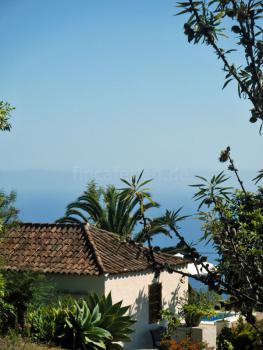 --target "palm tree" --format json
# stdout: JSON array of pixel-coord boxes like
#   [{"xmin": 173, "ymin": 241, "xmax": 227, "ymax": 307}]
[{"xmin": 57, "ymin": 179, "xmax": 170, "ymax": 243}]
